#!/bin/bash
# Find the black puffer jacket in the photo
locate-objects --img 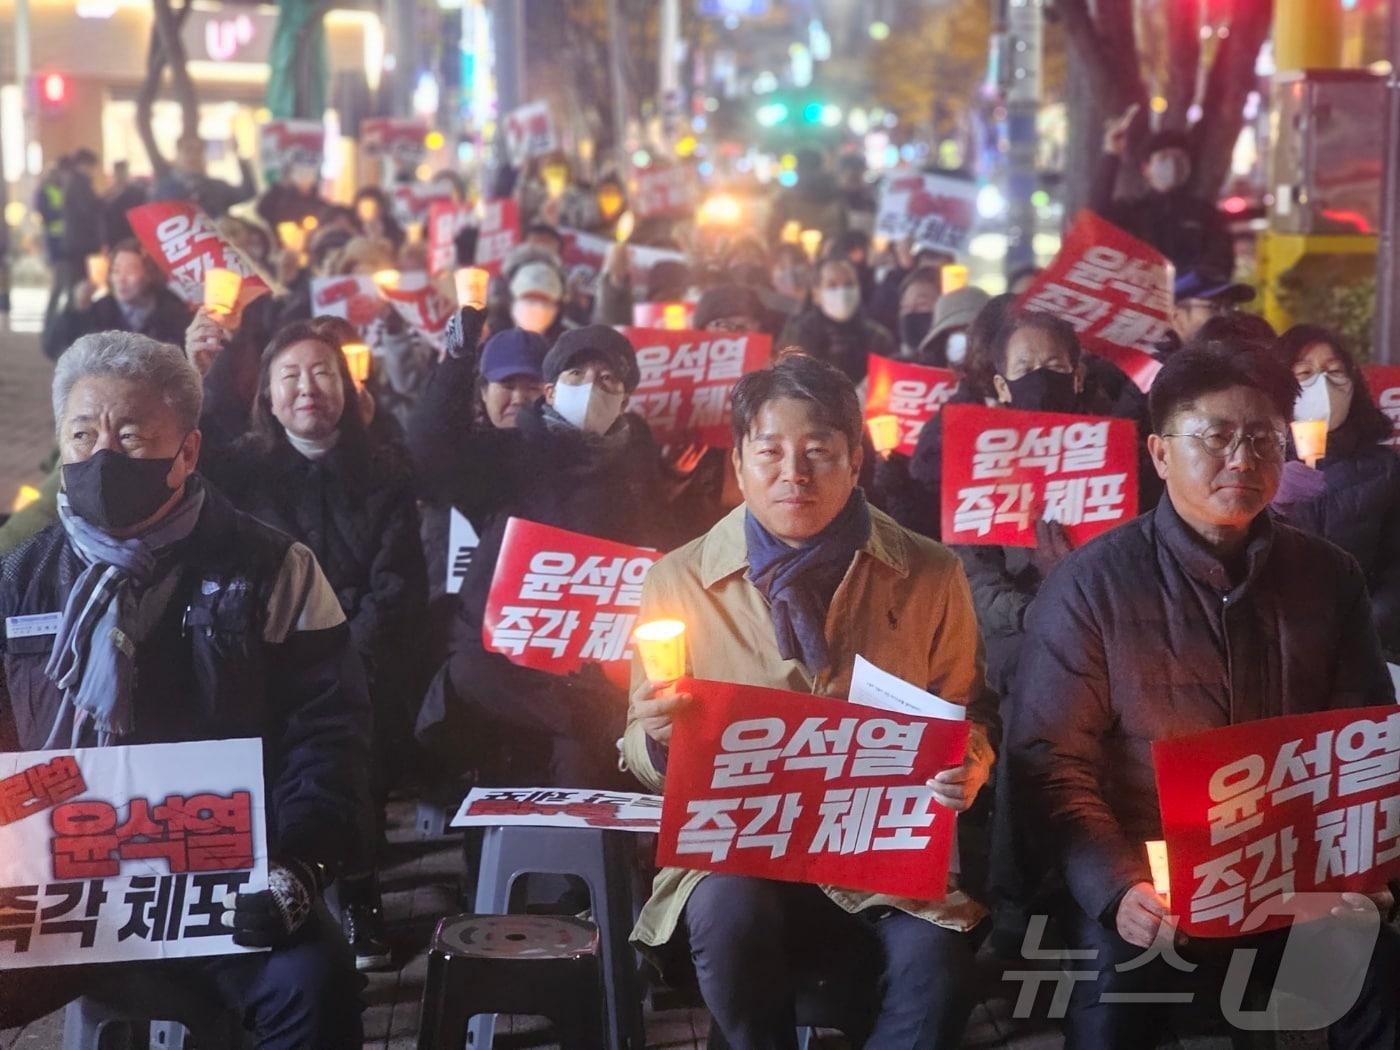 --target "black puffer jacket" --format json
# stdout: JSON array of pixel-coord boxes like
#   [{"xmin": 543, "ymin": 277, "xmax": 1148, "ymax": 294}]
[
  {"xmin": 0, "ymin": 483, "xmax": 371, "ymax": 869},
  {"xmin": 778, "ymin": 305, "xmax": 895, "ymax": 385},
  {"xmin": 1008, "ymin": 496, "xmax": 1394, "ymax": 924},
  {"xmin": 1275, "ymin": 431, "xmax": 1400, "ymax": 655}
]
